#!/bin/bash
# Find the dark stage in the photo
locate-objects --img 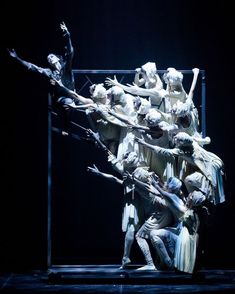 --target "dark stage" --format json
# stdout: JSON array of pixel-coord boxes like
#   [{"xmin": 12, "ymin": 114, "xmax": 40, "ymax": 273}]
[
  {"xmin": 1, "ymin": 1, "xmax": 235, "ymax": 293},
  {"xmin": 1, "ymin": 267, "xmax": 235, "ymax": 293}
]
